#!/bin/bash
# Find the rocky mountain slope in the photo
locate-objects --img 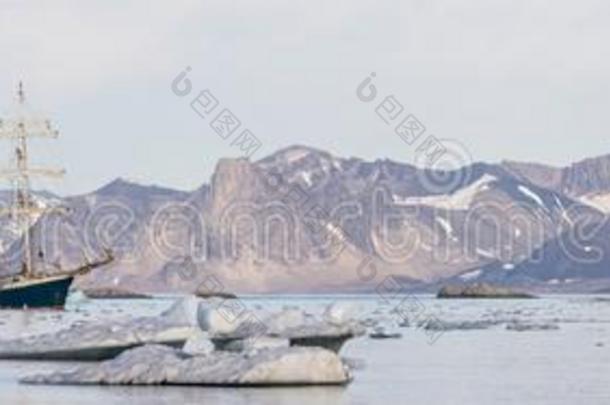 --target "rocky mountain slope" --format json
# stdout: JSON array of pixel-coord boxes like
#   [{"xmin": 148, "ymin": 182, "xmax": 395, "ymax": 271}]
[
  {"xmin": 2, "ymin": 146, "xmax": 610, "ymax": 293},
  {"xmin": 503, "ymin": 154, "xmax": 610, "ymax": 212}
]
